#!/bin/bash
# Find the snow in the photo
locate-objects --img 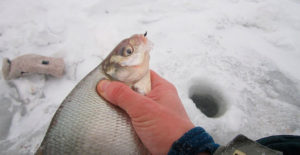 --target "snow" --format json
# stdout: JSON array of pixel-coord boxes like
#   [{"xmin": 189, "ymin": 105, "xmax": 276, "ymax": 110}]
[{"xmin": 0, "ymin": 0, "xmax": 300, "ymax": 154}]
